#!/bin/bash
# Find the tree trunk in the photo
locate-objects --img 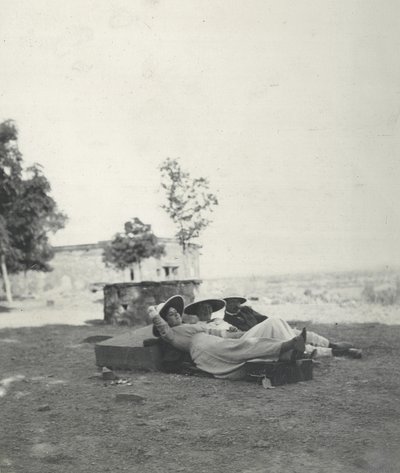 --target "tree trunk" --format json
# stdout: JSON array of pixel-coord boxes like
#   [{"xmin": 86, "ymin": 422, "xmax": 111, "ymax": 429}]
[
  {"xmin": 0, "ymin": 254, "xmax": 13, "ymax": 303},
  {"xmin": 180, "ymin": 246, "xmax": 190, "ymax": 279},
  {"xmin": 137, "ymin": 261, "xmax": 142, "ymax": 282}
]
